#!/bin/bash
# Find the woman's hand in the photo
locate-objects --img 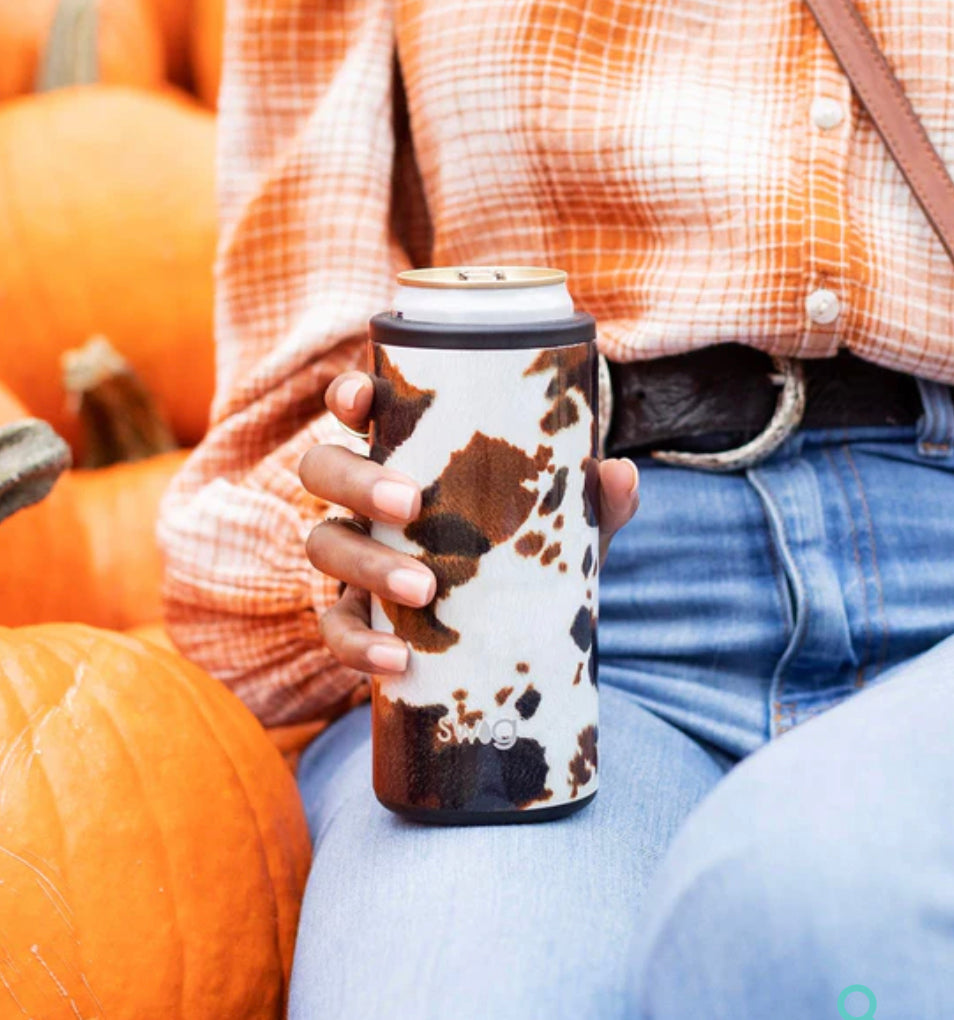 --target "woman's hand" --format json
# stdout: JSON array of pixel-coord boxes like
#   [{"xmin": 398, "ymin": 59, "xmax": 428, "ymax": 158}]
[{"xmin": 300, "ymin": 371, "xmax": 640, "ymax": 675}]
